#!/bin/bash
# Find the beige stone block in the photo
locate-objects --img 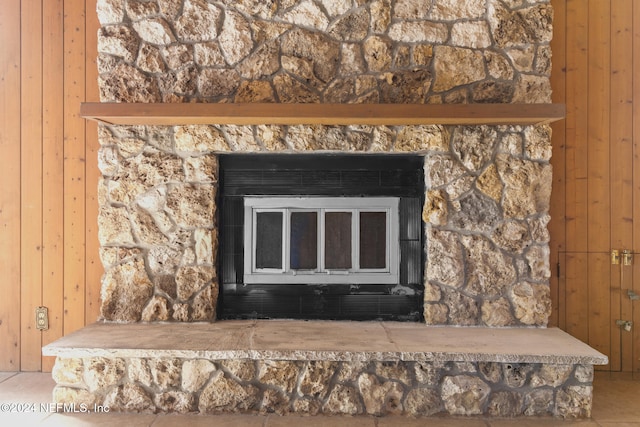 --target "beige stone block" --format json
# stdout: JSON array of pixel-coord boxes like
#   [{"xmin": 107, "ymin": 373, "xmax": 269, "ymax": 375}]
[
  {"xmin": 175, "ymin": 0, "xmax": 221, "ymax": 42},
  {"xmin": 175, "ymin": 125, "xmax": 228, "ymax": 153},
  {"xmin": 404, "ymin": 387, "xmax": 443, "ymax": 416},
  {"xmin": 97, "ymin": 0, "xmax": 124, "ymax": 25},
  {"xmin": 166, "ymin": 184, "xmax": 216, "ymax": 228},
  {"xmin": 323, "ymin": 384, "xmax": 363, "ymax": 415},
  {"xmin": 133, "ymin": 18, "xmax": 175, "ymax": 45},
  {"xmin": 531, "ymin": 364, "xmax": 573, "ymax": 388},
  {"xmin": 83, "ymin": 358, "xmax": 125, "ymax": 392},
  {"xmin": 52, "ymin": 358, "xmax": 84, "ymax": 387},
  {"xmin": 510, "ymin": 281, "xmax": 552, "ymax": 326},
  {"xmin": 282, "ymin": 1, "xmax": 329, "ymax": 31},
  {"xmin": 198, "ymin": 371, "xmax": 259, "ymax": 413},
  {"xmin": 104, "ymin": 383, "xmax": 155, "ymax": 412},
  {"xmin": 357, "ymin": 373, "xmax": 403, "ymax": 415},
  {"xmin": 100, "ymin": 259, "xmax": 154, "ymax": 322},
  {"xmin": 52, "ymin": 386, "xmax": 97, "ymax": 407},
  {"xmin": 433, "ymin": 46, "xmax": 486, "ymax": 92},
  {"xmin": 258, "ymin": 360, "xmax": 300, "ymax": 394},
  {"xmin": 219, "ymin": 10, "xmax": 253, "ymax": 65},
  {"xmin": 300, "ymin": 361, "xmax": 337, "ymax": 398},
  {"xmin": 127, "ymin": 358, "xmax": 153, "ymax": 387},
  {"xmin": 461, "ymin": 234, "xmax": 517, "ymax": 298},
  {"xmin": 441, "ymin": 375, "xmax": 490, "ymax": 415}
]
